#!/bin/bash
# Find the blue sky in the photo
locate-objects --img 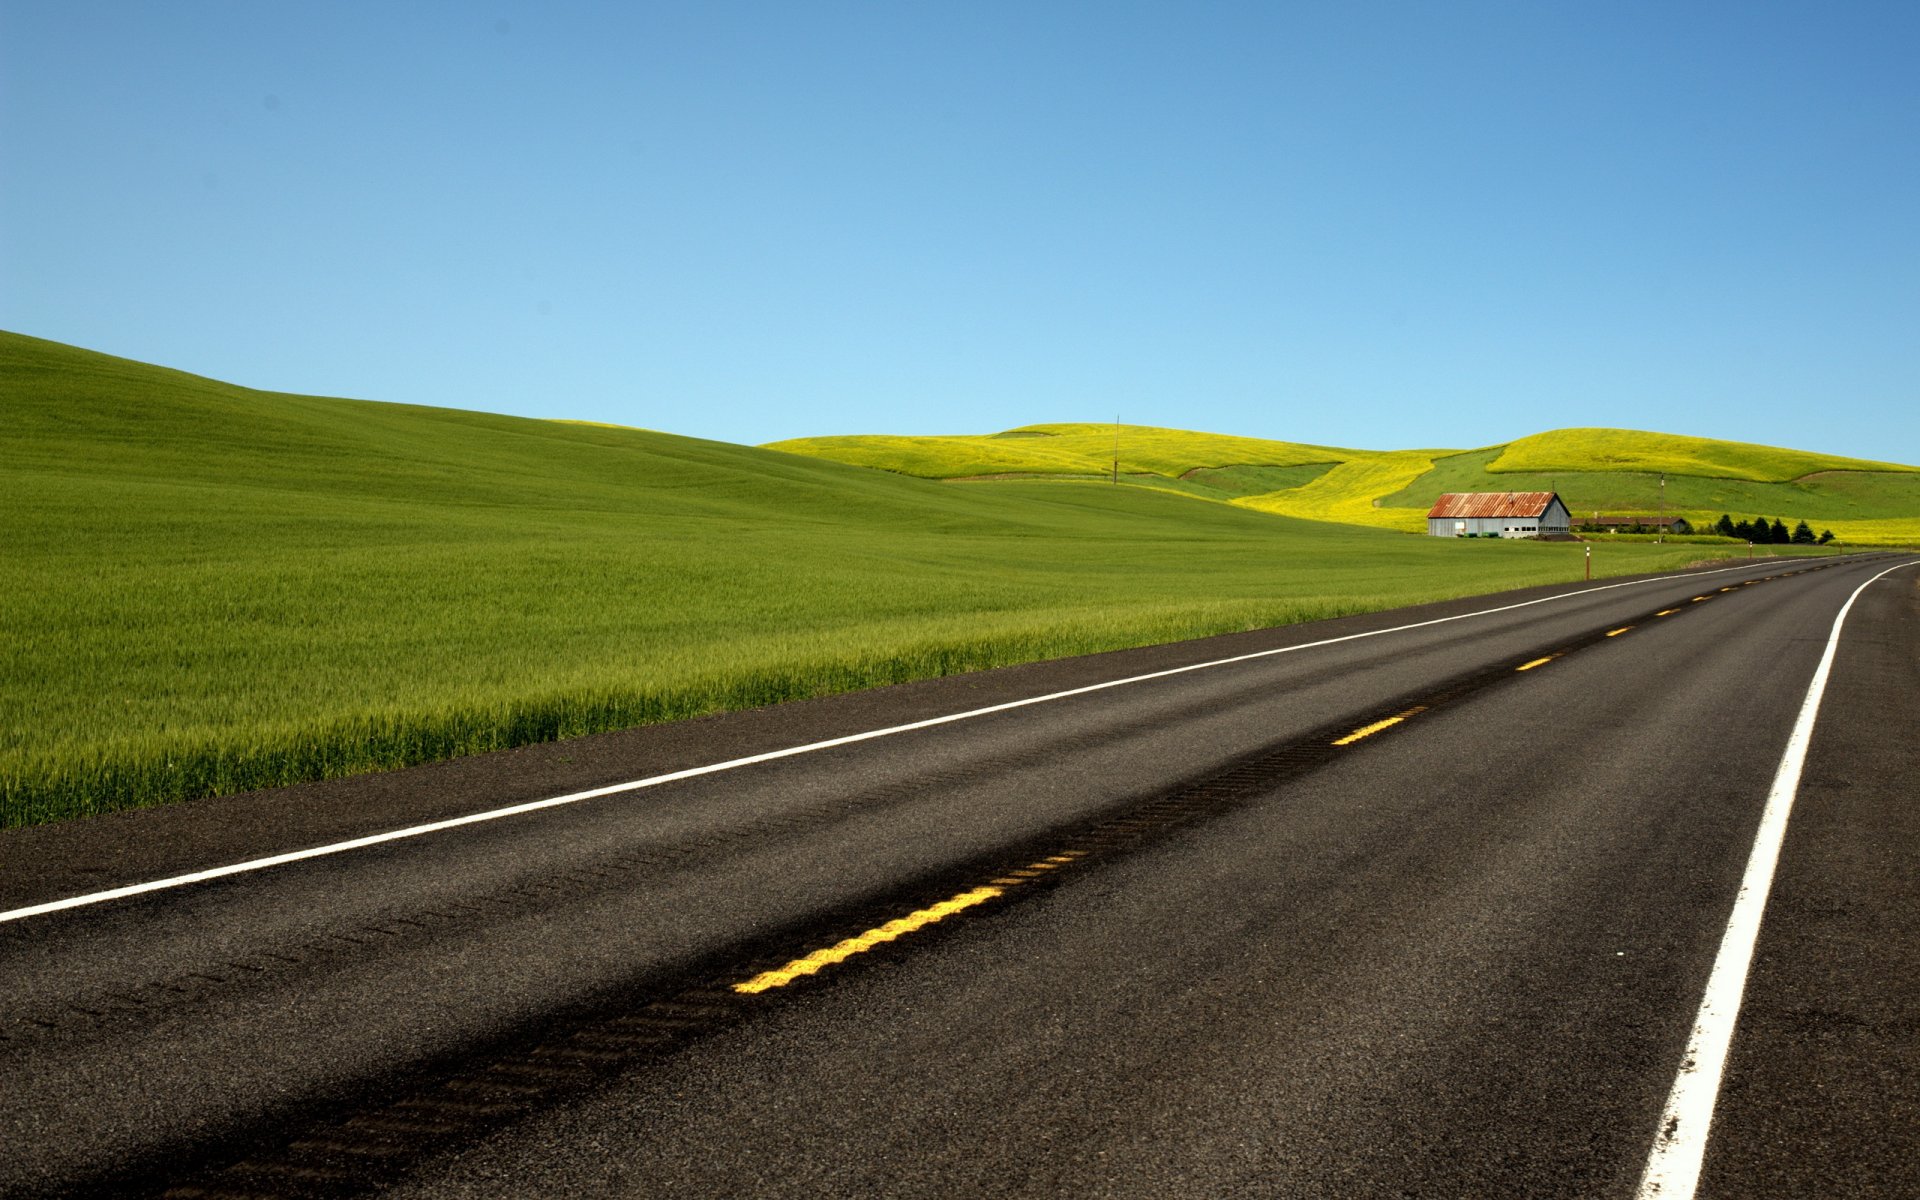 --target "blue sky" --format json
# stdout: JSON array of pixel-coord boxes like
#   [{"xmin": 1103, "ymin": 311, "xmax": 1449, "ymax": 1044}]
[{"xmin": 4, "ymin": 2, "xmax": 1916, "ymax": 460}]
